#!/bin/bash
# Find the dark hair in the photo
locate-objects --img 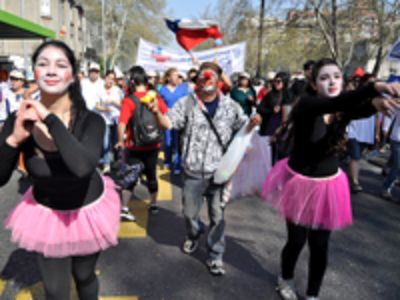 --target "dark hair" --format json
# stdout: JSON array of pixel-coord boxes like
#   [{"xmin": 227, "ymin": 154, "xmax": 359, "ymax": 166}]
[
  {"xmin": 187, "ymin": 68, "xmax": 198, "ymax": 83},
  {"xmin": 198, "ymin": 62, "xmax": 222, "ymax": 78},
  {"xmin": 127, "ymin": 66, "xmax": 148, "ymax": 94},
  {"xmin": 105, "ymin": 69, "xmax": 115, "ymax": 77},
  {"xmin": 311, "ymin": 58, "xmax": 348, "ymax": 153},
  {"xmin": 311, "ymin": 58, "xmax": 340, "ymax": 83},
  {"xmin": 359, "ymin": 73, "xmax": 375, "ymax": 87},
  {"xmin": 274, "ymin": 71, "xmax": 290, "ymax": 89},
  {"xmin": 303, "ymin": 60, "xmax": 315, "ymax": 71},
  {"xmin": 285, "ymin": 58, "xmax": 347, "ymax": 156},
  {"xmin": 32, "ymin": 39, "xmax": 87, "ymax": 132}
]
